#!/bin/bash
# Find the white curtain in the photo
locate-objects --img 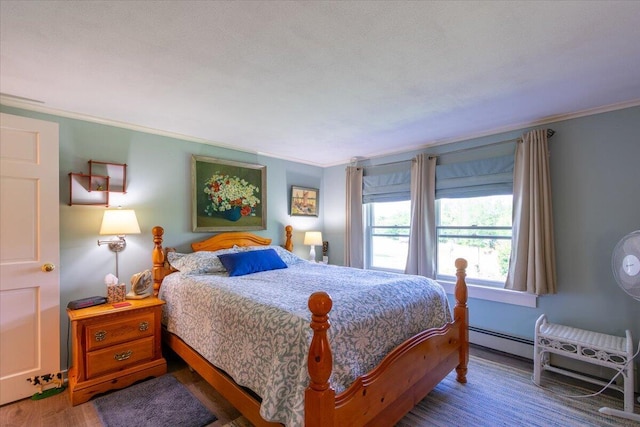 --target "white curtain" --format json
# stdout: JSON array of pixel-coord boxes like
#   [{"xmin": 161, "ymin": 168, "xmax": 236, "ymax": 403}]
[
  {"xmin": 506, "ymin": 129, "xmax": 557, "ymax": 294},
  {"xmin": 345, "ymin": 166, "xmax": 364, "ymax": 268},
  {"xmin": 405, "ymin": 154, "xmax": 437, "ymax": 277}
]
